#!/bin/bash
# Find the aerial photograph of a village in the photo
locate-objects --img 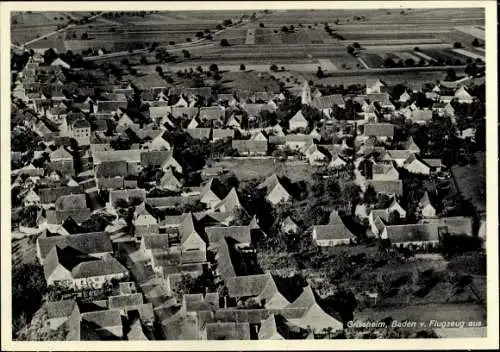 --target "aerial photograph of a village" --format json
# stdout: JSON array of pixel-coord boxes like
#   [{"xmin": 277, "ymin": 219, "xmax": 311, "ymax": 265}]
[{"xmin": 7, "ymin": 4, "xmax": 489, "ymax": 342}]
